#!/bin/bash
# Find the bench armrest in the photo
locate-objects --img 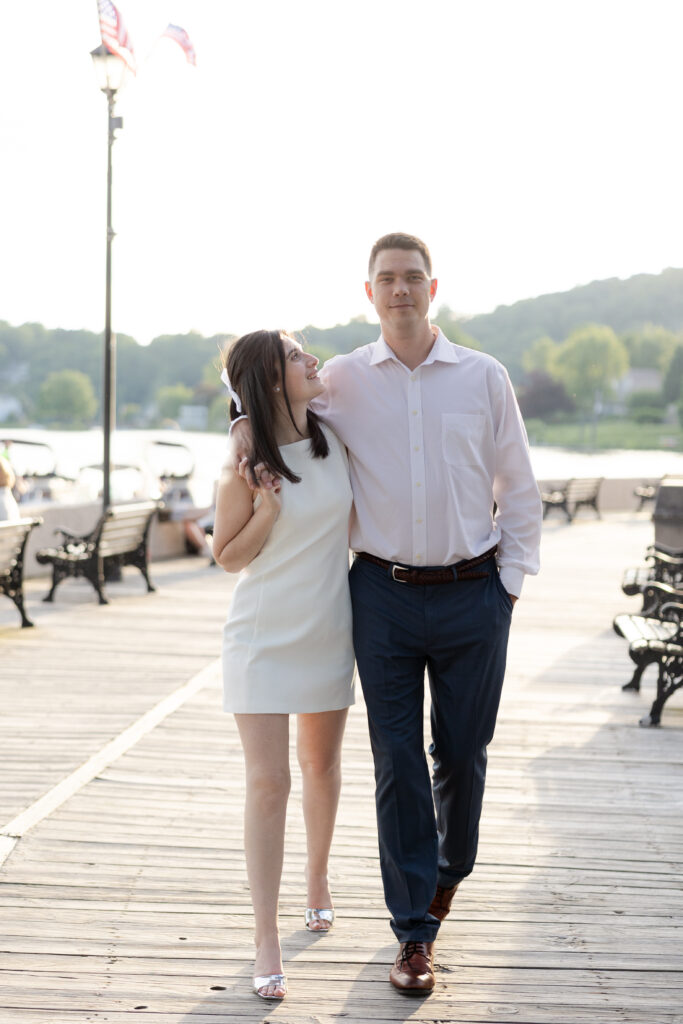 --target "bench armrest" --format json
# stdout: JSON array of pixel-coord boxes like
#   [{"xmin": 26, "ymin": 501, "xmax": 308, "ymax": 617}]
[
  {"xmin": 652, "ymin": 551, "xmax": 683, "ymax": 568},
  {"xmin": 53, "ymin": 525, "xmax": 95, "ymax": 543},
  {"xmin": 640, "ymin": 581, "xmax": 683, "ymax": 616},
  {"xmin": 658, "ymin": 601, "xmax": 683, "ymax": 625}
]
